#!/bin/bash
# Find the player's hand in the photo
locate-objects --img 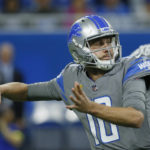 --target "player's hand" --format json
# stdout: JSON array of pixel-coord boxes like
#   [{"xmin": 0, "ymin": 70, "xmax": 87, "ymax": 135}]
[{"xmin": 66, "ymin": 81, "xmax": 92, "ymax": 113}]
